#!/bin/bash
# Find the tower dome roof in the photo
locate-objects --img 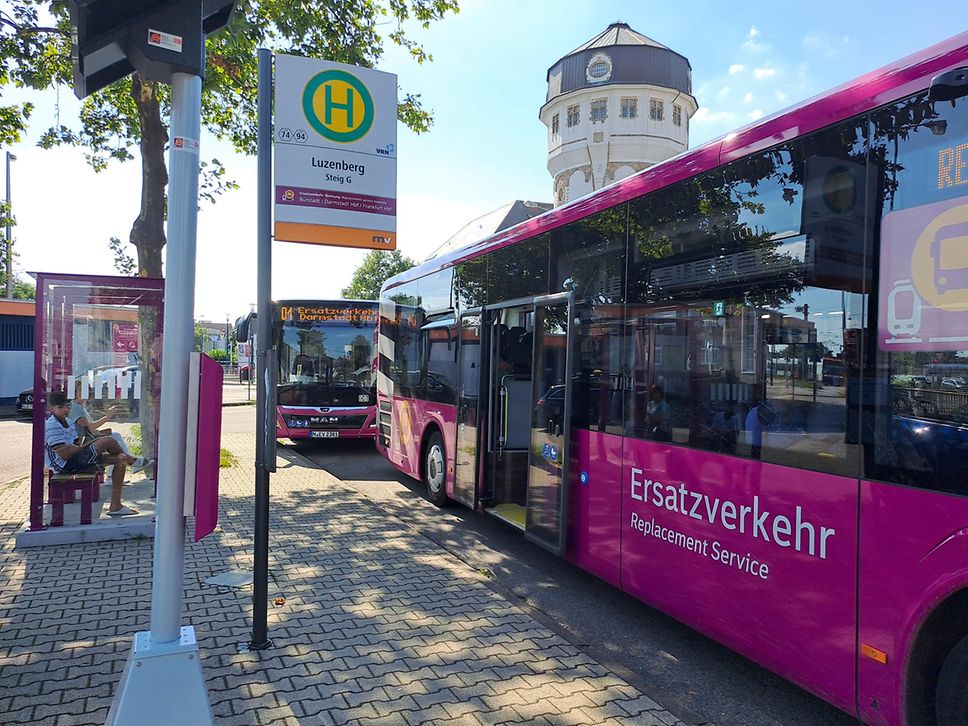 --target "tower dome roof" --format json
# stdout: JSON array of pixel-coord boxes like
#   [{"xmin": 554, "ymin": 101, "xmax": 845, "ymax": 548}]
[
  {"xmin": 566, "ymin": 21, "xmax": 669, "ymax": 55},
  {"xmin": 544, "ymin": 22, "xmax": 692, "ymax": 106}
]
